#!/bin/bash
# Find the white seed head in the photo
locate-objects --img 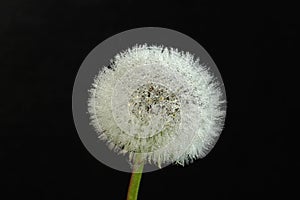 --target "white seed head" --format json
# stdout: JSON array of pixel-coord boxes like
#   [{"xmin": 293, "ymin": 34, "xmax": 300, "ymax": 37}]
[{"xmin": 88, "ymin": 44, "xmax": 226, "ymax": 168}]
